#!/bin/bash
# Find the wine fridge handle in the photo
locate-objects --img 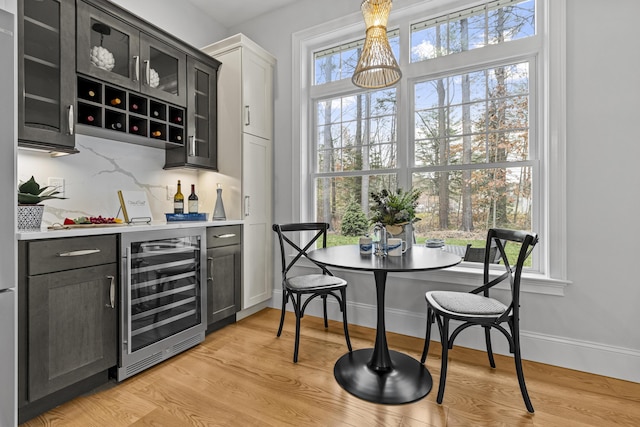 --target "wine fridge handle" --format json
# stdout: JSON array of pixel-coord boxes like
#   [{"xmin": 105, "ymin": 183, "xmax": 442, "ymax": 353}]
[
  {"xmin": 144, "ymin": 60, "xmax": 150, "ymax": 85},
  {"xmin": 133, "ymin": 56, "xmax": 140, "ymax": 82},
  {"xmin": 68, "ymin": 105, "xmax": 74, "ymax": 135},
  {"xmin": 245, "ymin": 105, "xmax": 250, "ymax": 126},
  {"xmin": 244, "ymin": 195, "xmax": 250, "ymax": 217},
  {"xmin": 207, "ymin": 257, "xmax": 213, "ymax": 281},
  {"xmin": 58, "ymin": 249, "xmax": 101, "ymax": 257},
  {"xmin": 106, "ymin": 275, "xmax": 115, "ymax": 309}
]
